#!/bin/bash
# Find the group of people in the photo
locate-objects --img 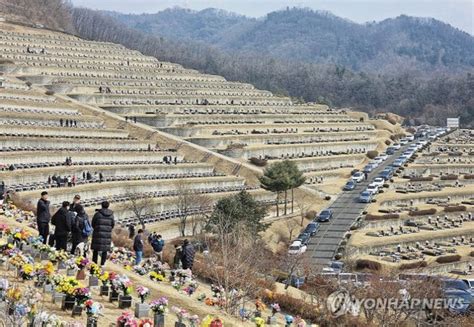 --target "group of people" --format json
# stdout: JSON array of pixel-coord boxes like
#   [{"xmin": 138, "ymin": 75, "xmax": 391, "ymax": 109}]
[
  {"xmin": 98, "ymin": 86, "xmax": 111, "ymax": 94},
  {"xmin": 36, "ymin": 191, "xmax": 115, "ymax": 267},
  {"xmin": 129, "ymin": 224, "xmax": 195, "ymax": 270},
  {"xmin": 36, "ymin": 191, "xmax": 196, "ymax": 270},
  {"xmin": 59, "ymin": 119, "xmax": 78, "ymax": 127}
]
